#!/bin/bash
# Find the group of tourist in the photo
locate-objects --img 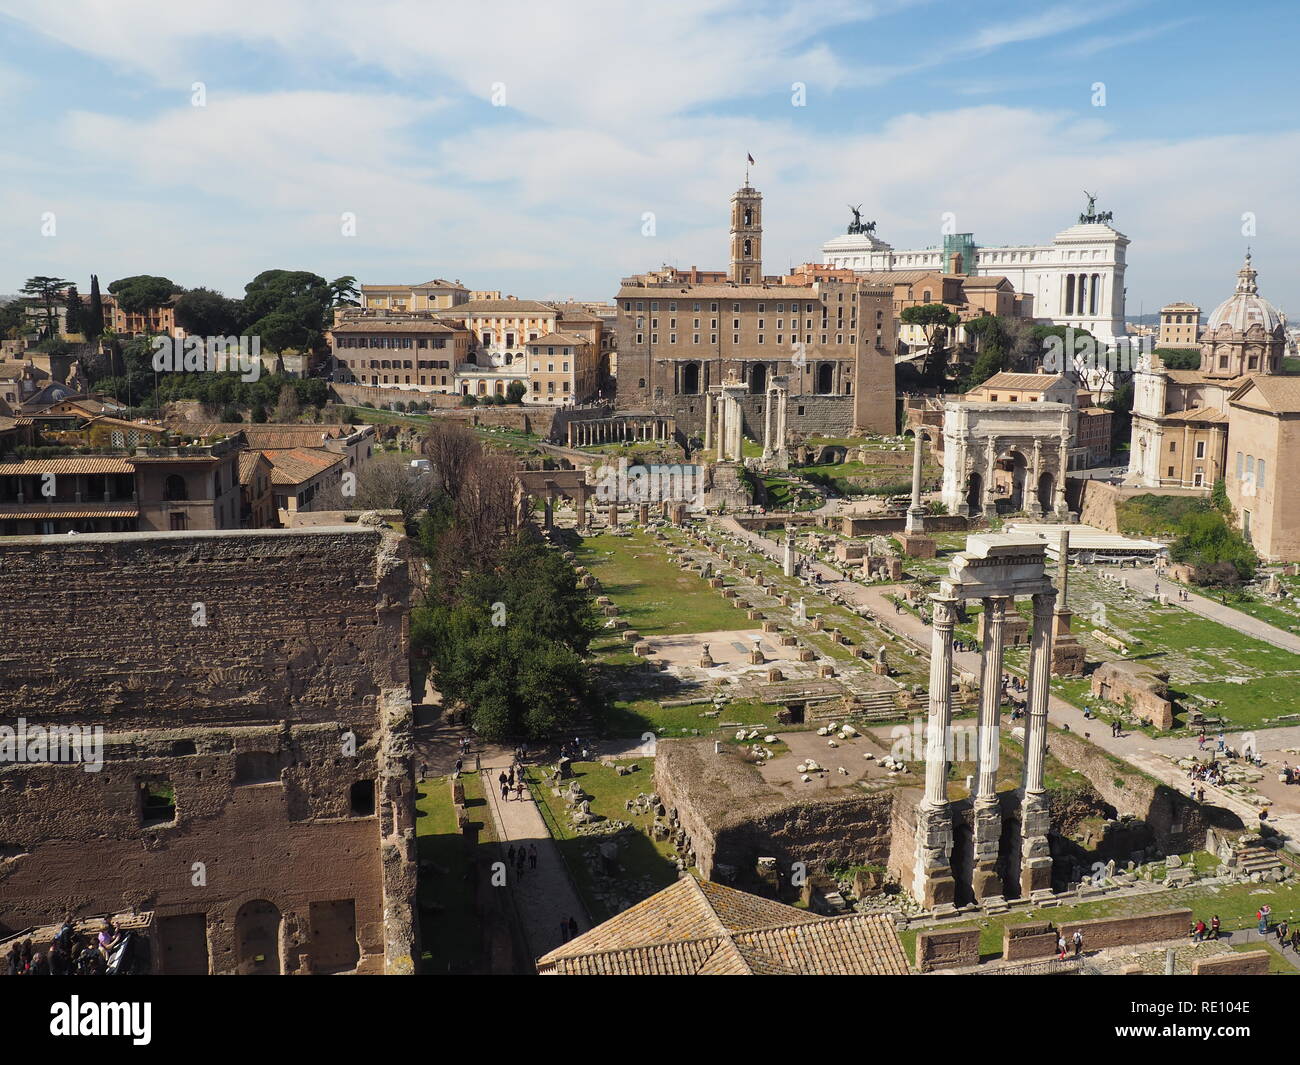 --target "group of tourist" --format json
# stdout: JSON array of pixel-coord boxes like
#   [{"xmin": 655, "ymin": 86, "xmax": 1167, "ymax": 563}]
[
  {"xmin": 1055, "ymin": 929, "xmax": 1085, "ymax": 959},
  {"xmin": 1189, "ymin": 915, "xmax": 1221, "ymax": 941},
  {"xmin": 498, "ymin": 764, "xmax": 529, "ymax": 802},
  {"xmin": 505, "ymin": 842, "xmax": 538, "ymax": 878},
  {"xmin": 557, "ymin": 915, "xmax": 580, "ymax": 942},
  {"xmin": 1187, "ymin": 760, "xmax": 1227, "ymax": 796},
  {"xmin": 558, "ymin": 737, "xmax": 590, "ymax": 762},
  {"xmin": 5, "ymin": 917, "xmax": 143, "ymax": 976}
]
